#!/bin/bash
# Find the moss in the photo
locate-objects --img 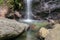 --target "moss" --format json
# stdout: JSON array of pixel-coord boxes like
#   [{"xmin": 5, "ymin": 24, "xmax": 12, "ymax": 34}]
[
  {"xmin": 0, "ymin": 0, "xmax": 24, "ymax": 11},
  {"xmin": 0, "ymin": 0, "xmax": 4, "ymax": 5},
  {"xmin": 34, "ymin": 22, "xmax": 48, "ymax": 28}
]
